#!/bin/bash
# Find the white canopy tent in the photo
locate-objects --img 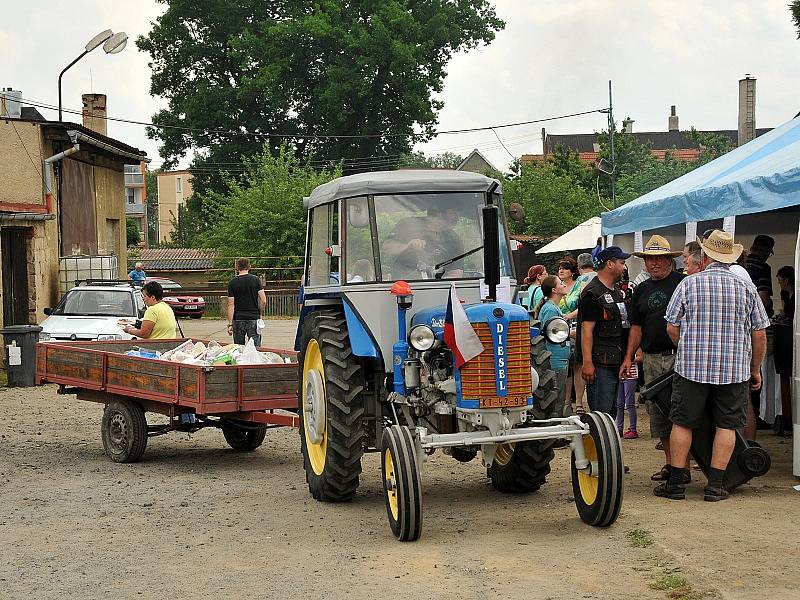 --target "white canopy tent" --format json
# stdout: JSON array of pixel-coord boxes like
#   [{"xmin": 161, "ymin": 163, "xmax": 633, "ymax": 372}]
[{"xmin": 535, "ymin": 217, "xmax": 602, "ymax": 254}]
